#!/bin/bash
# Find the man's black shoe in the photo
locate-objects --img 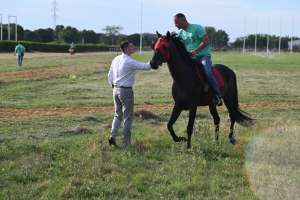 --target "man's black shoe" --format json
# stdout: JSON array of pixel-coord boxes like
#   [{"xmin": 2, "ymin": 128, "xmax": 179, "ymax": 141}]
[{"xmin": 108, "ymin": 137, "xmax": 117, "ymax": 146}]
